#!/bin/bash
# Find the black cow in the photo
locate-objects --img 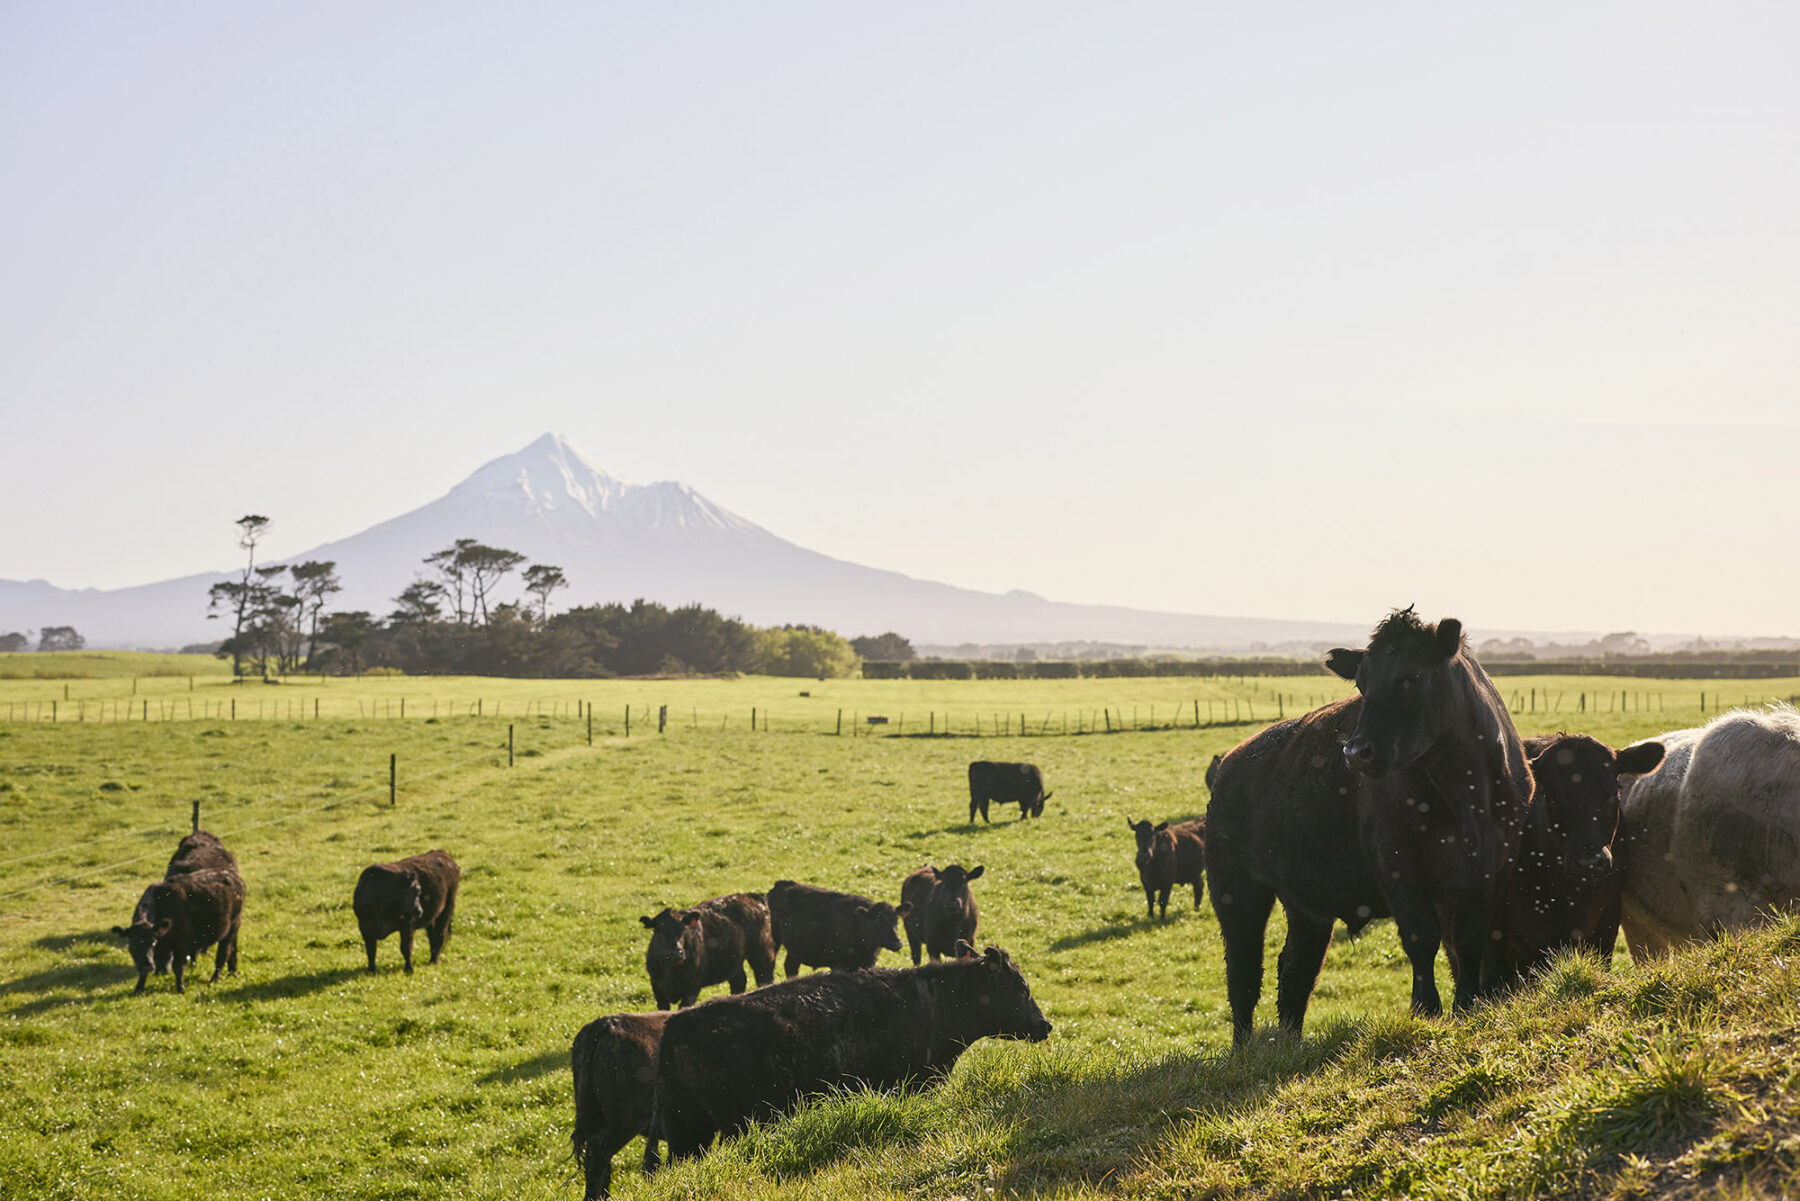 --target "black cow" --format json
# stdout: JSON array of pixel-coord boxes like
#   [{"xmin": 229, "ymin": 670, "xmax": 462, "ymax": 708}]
[
  {"xmin": 1206, "ymin": 609, "xmax": 1534, "ymax": 1045},
  {"xmin": 899, "ymin": 864, "xmax": 983, "ymax": 964},
  {"xmin": 766, "ymin": 880, "xmax": 910, "ymax": 975},
  {"xmin": 967, "ymin": 761, "xmax": 1052, "ymax": 823},
  {"xmin": 111, "ymin": 868, "xmax": 244, "ymax": 993},
  {"xmin": 353, "ymin": 849, "xmax": 460, "ymax": 973},
  {"xmin": 652, "ymin": 946, "xmax": 1051, "ymax": 1164},
  {"xmin": 164, "ymin": 829, "xmax": 238, "ymax": 879},
  {"xmin": 1129, "ymin": 818, "xmax": 1205, "ymax": 920},
  {"xmin": 1484, "ymin": 734, "xmax": 1666, "ymax": 986},
  {"xmin": 571, "ymin": 1010, "xmax": 669, "ymax": 1199},
  {"xmin": 639, "ymin": 893, "xmax": 777, "ymax": 1009}
]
